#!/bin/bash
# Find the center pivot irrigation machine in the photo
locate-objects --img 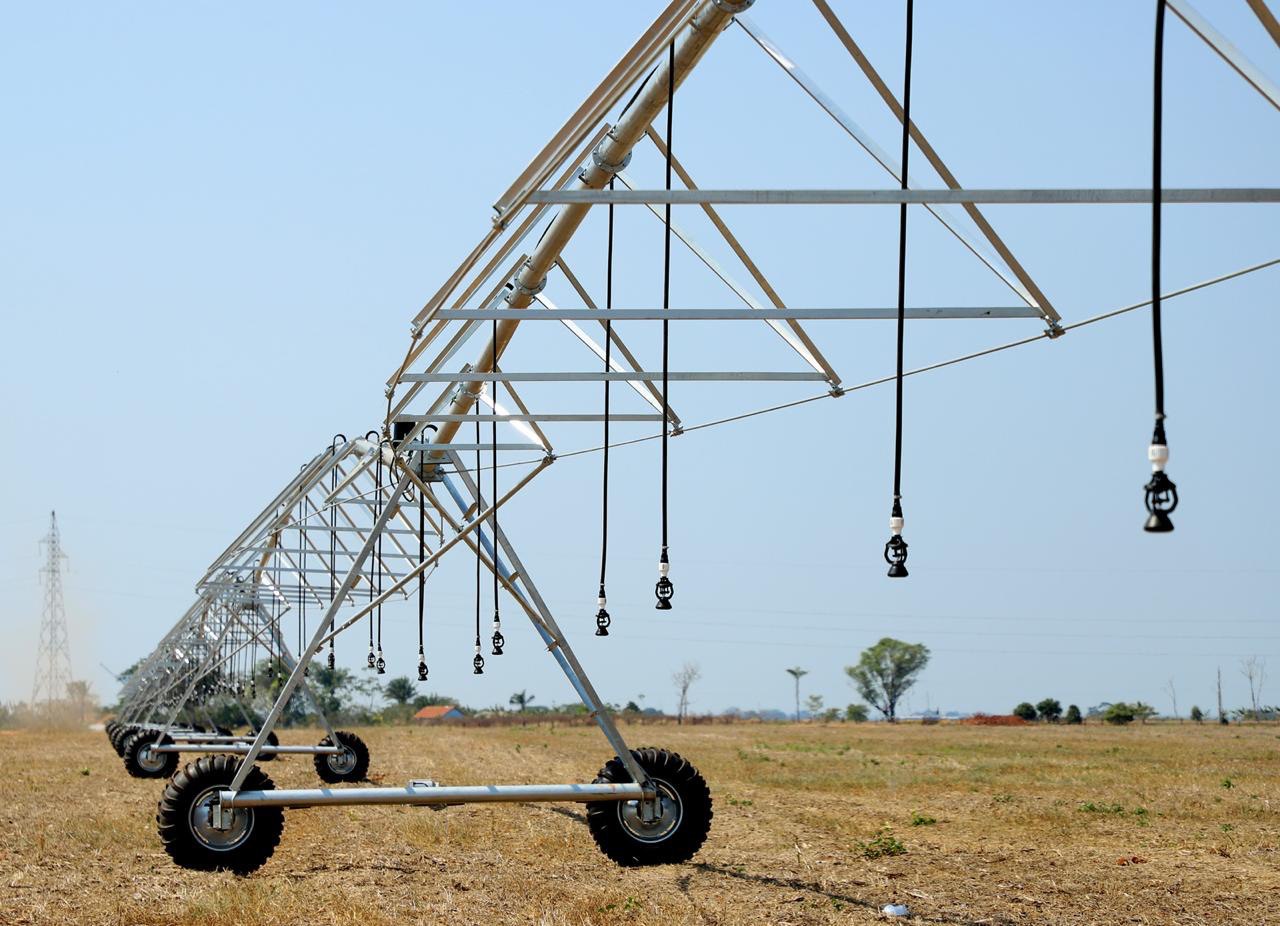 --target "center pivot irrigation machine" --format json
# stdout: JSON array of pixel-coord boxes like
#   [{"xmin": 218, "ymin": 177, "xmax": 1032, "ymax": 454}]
[{"xmin": 107, "ymin": 0, "xmax": 1278, "ymax": 874}]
